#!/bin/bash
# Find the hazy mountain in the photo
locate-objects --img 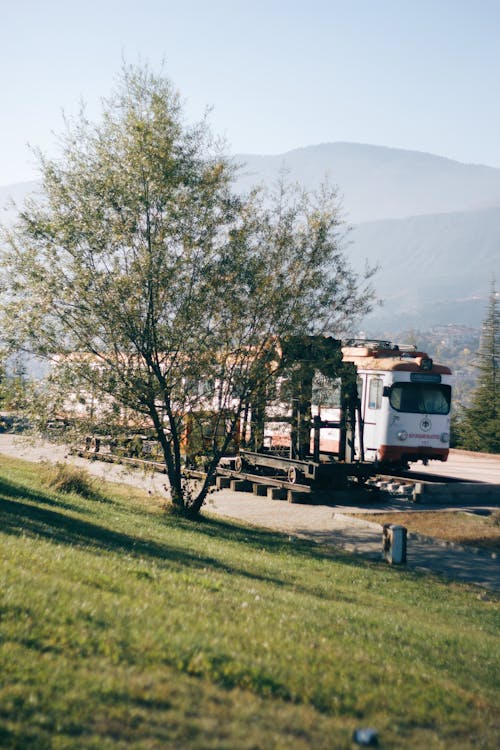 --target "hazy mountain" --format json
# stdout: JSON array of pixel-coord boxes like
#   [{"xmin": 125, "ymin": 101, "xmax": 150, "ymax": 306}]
[
  {"xmin": 348, "ymin": 205, "xmax": 500, "ymax": 329},
  {"xmin": 234, "ymin": 143, "xmax": 500, "ymax": 330},
  {"xmin": 2, "ymin": 143, "xmax": 499, "ymax": 331},
  {"xmin": 0, "ymin": 180, "xmax": 41, "ymax": 224},
  {"xmin": 235, "ymin": 142, "xmax": 500, "ymax": 223}
]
